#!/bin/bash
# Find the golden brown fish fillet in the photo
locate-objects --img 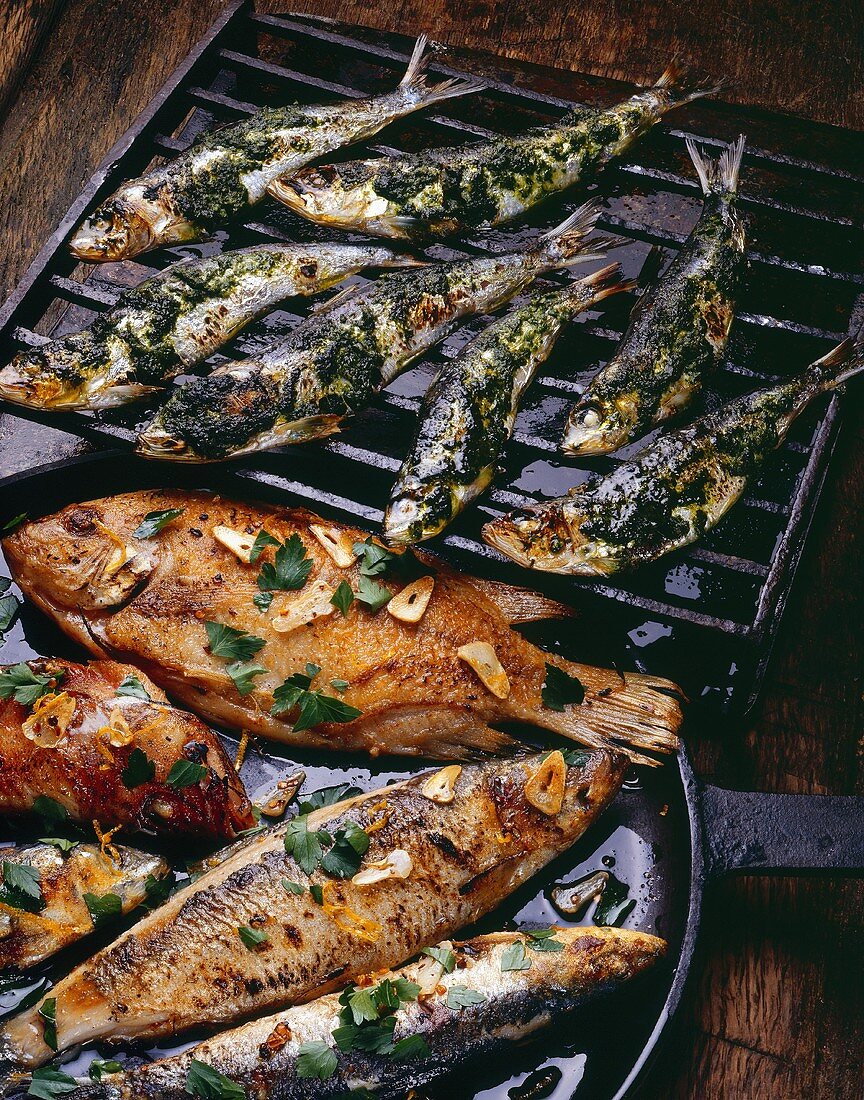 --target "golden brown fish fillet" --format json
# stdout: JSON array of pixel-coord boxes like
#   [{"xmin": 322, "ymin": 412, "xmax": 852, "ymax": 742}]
[
  {"xmin": 3, "ymin": 492, "xmax": 683, "ymax": 764},
  {"xmin": 0, "ymin": 659, "xmax": 253, "ymax": 840},
  {"xmin": 0, "ymin": 841, "xmax": 167, "ymax": 971},
  {"xmin": 0, "ymin": 750, "xmax": 625, "ymax": 1069}
]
